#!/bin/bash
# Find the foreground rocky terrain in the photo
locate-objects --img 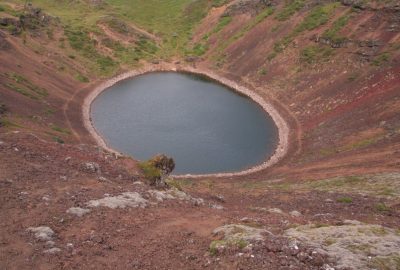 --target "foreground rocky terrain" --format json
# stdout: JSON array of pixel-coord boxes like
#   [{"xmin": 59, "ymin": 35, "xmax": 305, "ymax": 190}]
[
  {"xmin": 2, "ymin": 131, "xmax": 399, "ymax": 269},
  {"xmin": 1, "ymin": 0, "xmax": 400, "ymax": 269}
]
